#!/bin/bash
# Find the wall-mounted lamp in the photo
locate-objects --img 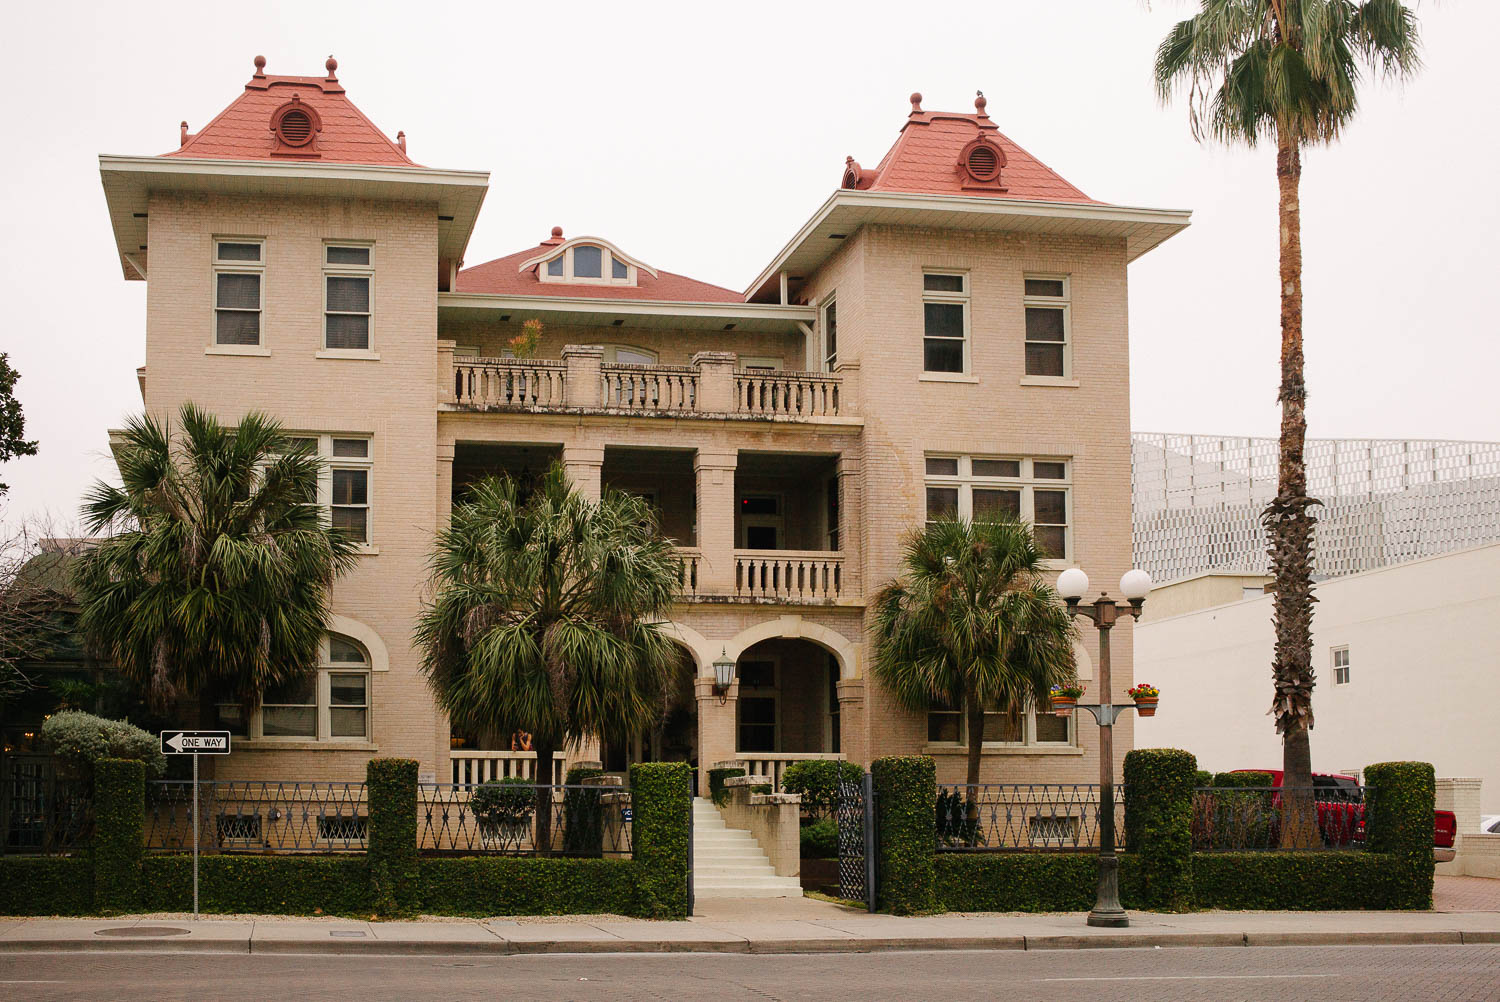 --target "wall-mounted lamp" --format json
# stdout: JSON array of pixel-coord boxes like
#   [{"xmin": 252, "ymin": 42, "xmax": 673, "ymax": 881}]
[{"xmin": 712, "ymin": 649, "xmax": 736, "ymax": 704}]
